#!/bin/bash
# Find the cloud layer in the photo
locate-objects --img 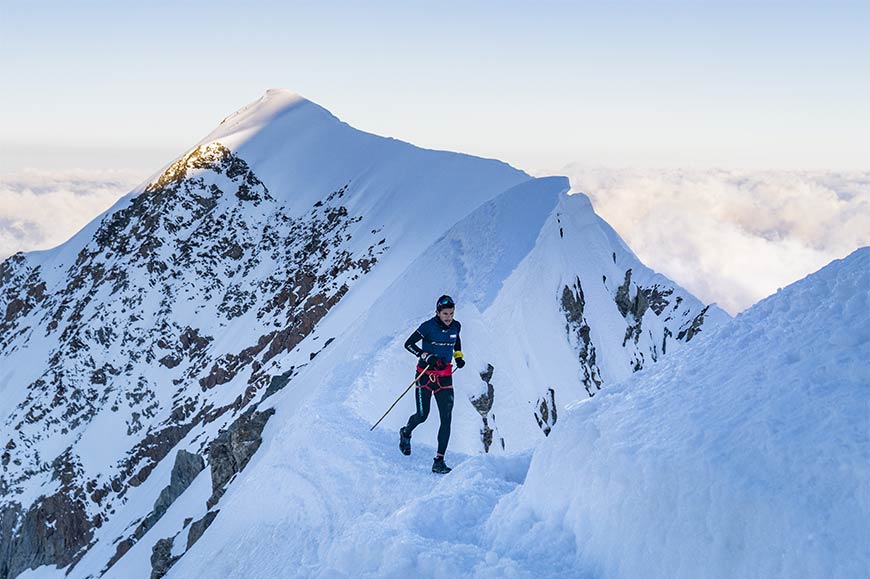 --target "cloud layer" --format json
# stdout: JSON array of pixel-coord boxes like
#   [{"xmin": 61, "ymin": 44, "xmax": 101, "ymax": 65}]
[
  {"xmin": 2, "ymin": 168, "xmax": 868, "ymax": 315},
  {"xmin": 539, "ymin": 166, "xmax": 870, "ymax": 314},
  {"xmin": 0, "ymin": 169, "xmax": 143, "ymax": 261}
]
